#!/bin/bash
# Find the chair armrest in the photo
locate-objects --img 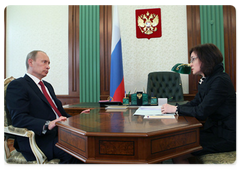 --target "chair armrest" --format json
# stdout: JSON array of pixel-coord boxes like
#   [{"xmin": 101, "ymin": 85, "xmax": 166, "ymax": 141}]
[{"xmin": 4, "ymin": 125, "xmax": 47, "ymax": 164}]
